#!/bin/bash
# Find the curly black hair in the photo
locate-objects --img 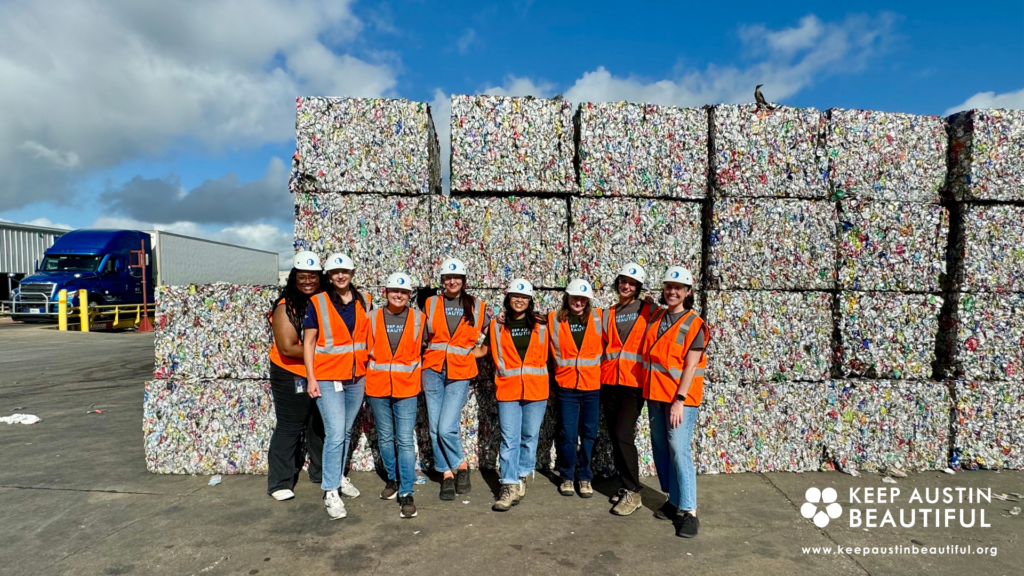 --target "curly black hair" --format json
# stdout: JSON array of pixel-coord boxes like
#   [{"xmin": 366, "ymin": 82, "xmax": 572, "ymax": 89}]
[{"xmin": 271, "ymin": 268, "xmax": 325, "ymax": 334}]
